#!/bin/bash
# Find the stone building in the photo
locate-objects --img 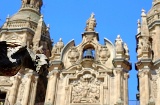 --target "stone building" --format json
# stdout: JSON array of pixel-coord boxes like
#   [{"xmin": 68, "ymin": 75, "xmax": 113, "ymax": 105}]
[
  {"xmin": 136, "ymin": 0, "xmax": 160, "ymax": 105},
  {"xmin": 0, "ymin": 0, "xmax": 132, "ymax": 105}
]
